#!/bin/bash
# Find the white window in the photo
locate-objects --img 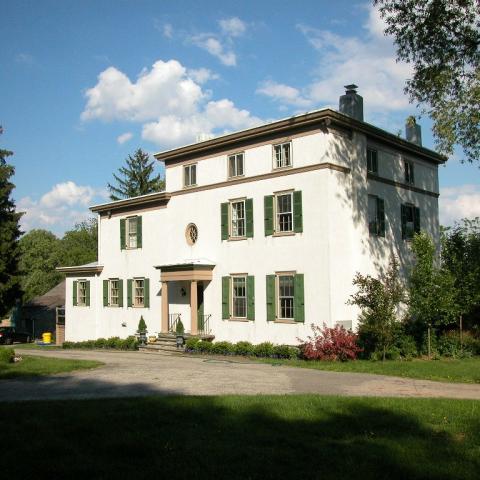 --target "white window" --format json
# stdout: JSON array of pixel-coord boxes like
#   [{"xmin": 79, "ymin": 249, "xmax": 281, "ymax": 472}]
[
  {"xmin": 404, "ymin": 160, "xmax": 414, "ymax": 184},
  {"xmin": 228, "ymin": 153, "xmax": 244, "ymax": 178},
  {"xmin": 273, "ymin": 142, "xmax": 291, "ymax": 169},
  {"xmin": 278, "ymin": 275, "xmax": 294, "ymax": 320},
  {"xmin": 232, "ymin": 276, "xmax": 247, "ymax": 318},
  {"xmin": 109, "ymin": 279, "xmax": 119, "ymax": 307},
  {"xmin": 77, "ymin": 281, "xmax": 87, "ymax": 306},
  {"xmin": 134, "ymin": 279, "xmax": 145, "ymax": 307},
  {"xmin": 127, "ymin": 217, "xmax": 137, "ymax": 249},
  {"xmin": 275, "ymin": 193, "xmax": 293, "ymax": 233},
  {"xmin": 184, "ymin": 164, "xmax": 197, "ymax": 187},
  {"xmin": 230, "ymin": 200, "xmax": 246, "ymax": 237}
]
